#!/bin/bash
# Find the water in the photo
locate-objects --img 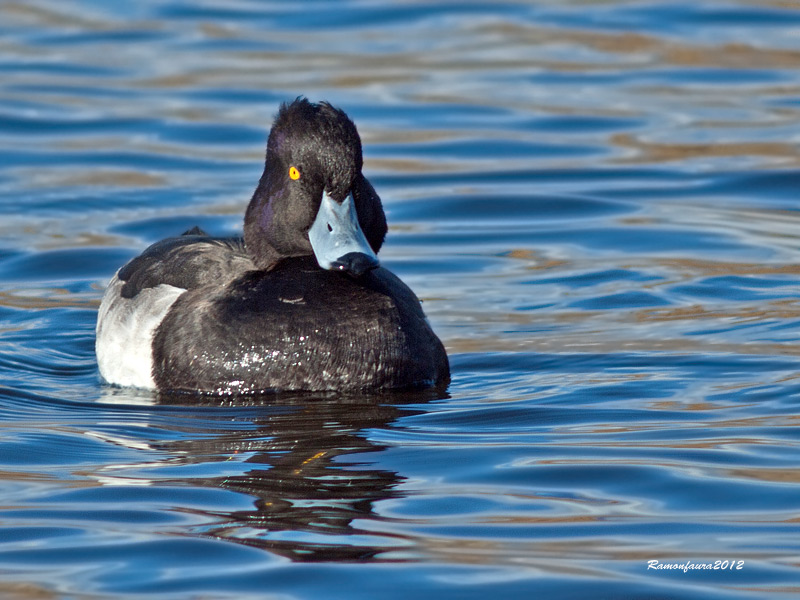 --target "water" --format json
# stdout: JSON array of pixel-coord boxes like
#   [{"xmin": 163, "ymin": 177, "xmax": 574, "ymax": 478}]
[{"xmin": 1, "ymin": 0, "xmax": 800, "ymax": 597}]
